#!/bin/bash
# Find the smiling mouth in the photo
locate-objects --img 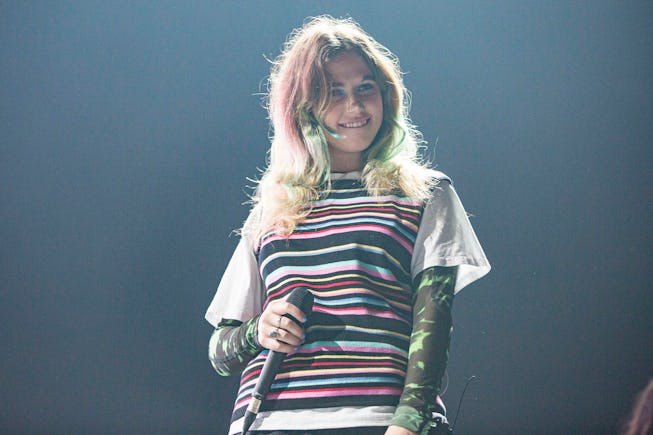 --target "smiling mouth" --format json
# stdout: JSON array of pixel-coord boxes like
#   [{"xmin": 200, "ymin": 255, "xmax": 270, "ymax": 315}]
[{"xmin": 339, "ymin": 118, "xmax": 370, "ymax": 128}]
